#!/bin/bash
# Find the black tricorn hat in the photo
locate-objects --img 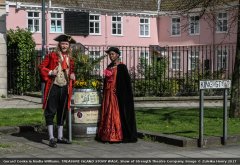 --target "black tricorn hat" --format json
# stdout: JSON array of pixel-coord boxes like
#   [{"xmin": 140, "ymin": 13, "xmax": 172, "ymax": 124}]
[
  {"xmin": 54, "ymin": 34, "xmax": 76, "ymax": 44},
  {"xmin": 105, "ymin": 47, "xmax": 121, "ymax": 56}
]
